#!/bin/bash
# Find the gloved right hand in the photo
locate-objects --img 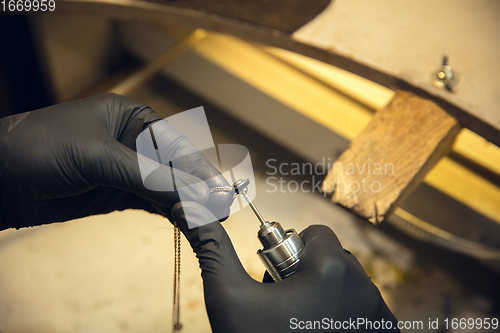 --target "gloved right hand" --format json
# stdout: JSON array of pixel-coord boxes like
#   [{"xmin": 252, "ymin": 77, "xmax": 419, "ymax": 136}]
[
  {"xmin": 172, "ymin": 201, "xmax": 400, "ymax": 333},
  {"xmin": 0, "ymin": 93, "xmax": 233, "ymax": 230}
]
